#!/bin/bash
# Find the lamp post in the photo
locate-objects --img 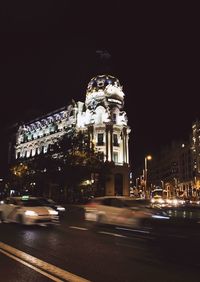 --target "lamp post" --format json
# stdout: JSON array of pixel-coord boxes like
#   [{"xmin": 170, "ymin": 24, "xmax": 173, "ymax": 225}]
[
  {"xmin": 174, "ymin": 177, "xmax": 178, "ymax": 197},
  {"xmin": 144, "ymin": 155, "xmax": 152, "ymax": 198},
  {"xmin": 161, "ymin": 180, "xmax": 166, "ymax": 198},
  {"xmin": 136, "ymin": 177, "xmax": 139, "ymax": 189}
]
